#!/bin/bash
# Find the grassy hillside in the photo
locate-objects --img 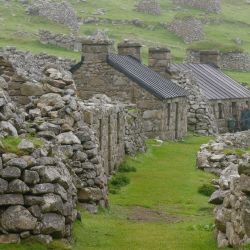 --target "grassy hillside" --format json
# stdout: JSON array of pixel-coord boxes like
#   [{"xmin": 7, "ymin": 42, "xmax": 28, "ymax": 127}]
[{"xmin": 1, "ymin": 0, "xmax": 250, "ymax": 84}]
